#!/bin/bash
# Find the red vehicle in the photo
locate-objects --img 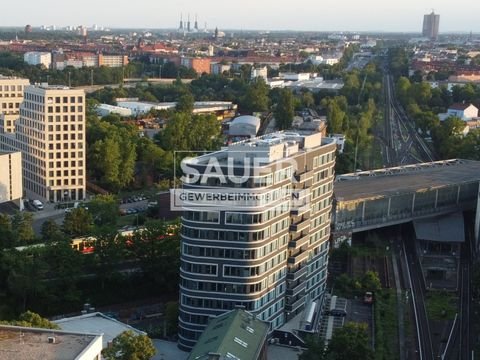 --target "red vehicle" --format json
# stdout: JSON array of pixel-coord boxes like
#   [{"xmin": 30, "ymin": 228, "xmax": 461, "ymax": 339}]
[{"xmin": 363, "ymin": 291, "xmax": 374, "ymax": 304}]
